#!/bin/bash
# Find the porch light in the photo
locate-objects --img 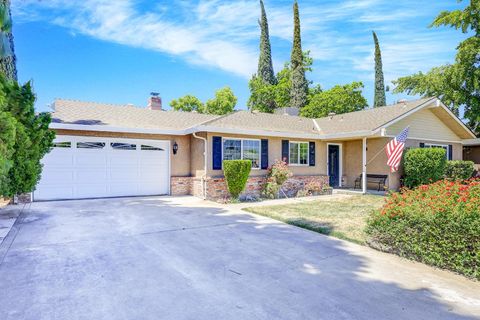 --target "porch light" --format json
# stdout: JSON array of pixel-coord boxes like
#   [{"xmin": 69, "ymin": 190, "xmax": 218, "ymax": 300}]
[{"xmin": 173, "ymin": 141, "xmax": 179, "ymax": 155}]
